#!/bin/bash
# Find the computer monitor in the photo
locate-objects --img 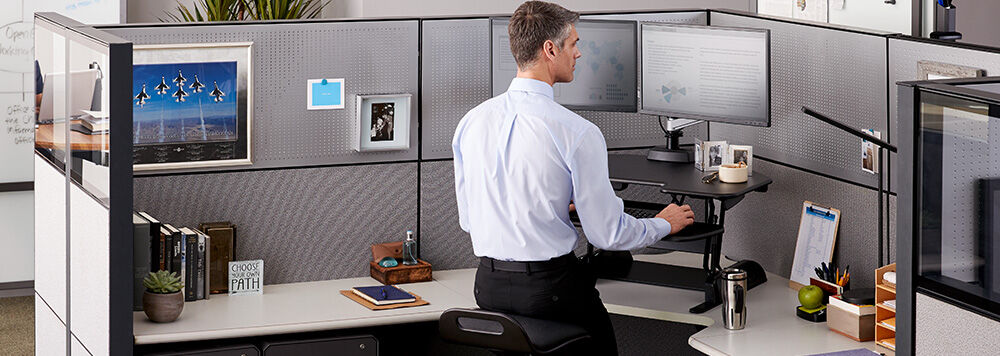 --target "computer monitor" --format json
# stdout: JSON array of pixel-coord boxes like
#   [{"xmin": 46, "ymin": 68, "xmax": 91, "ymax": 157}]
[
  {"xmin": 491, "ymin": 18, "xmax": 638, "ymax": 112},
  {"xmin": 39, "ymin": 69, "xmax": 100, "ymax": 122},
  {"xmin": 639, "ymin": 23, "xmax": 770, "ymax": 127}
]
